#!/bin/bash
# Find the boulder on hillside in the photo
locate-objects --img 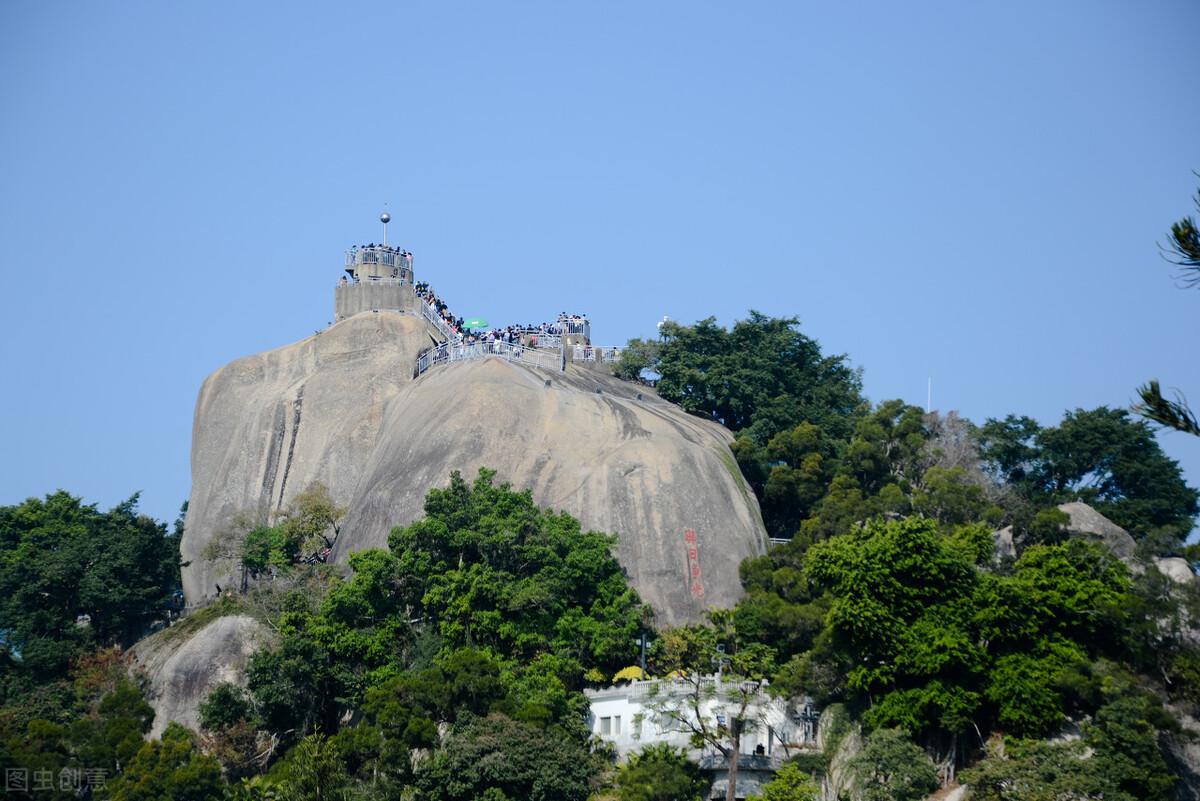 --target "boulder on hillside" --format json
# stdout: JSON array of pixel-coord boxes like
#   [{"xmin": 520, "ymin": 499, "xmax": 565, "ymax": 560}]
[
  {"xmin": 992, "ymin": 526, "xmax": 1016, "ymax": 562},
  {"xmin": 991, "ymin": 502, "xmax": 1138, "ymax": 565},
  {"xmin": 1056, "ymin": 502, "xmax": 1138, "ymax": 563},
  {"xmin": 1154, "ymin": 557, "xmax": 1197, "ymax": 585},
  {"xmin": 182, "ymin": 311, "xmax": 768, "ymax": 625},
  {"xmin": 132, "ymin": 612, "xmax": 273, "ymax": 738}
]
